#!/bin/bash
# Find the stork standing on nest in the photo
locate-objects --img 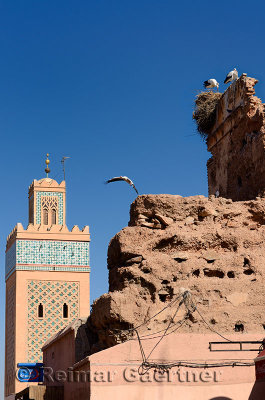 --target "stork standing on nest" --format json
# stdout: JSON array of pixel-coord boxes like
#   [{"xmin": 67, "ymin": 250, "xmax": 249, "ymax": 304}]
[
  {"xmin": 203, "ymin": 79, "xmax": 219, "ymax": 92},
  {"xmin": 105, "ymin": 176, "xmax": 139, "ymax": 194},
  {"xmin": 224, "ymin": 68, "xmax": 238, "ymax": 84}
]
